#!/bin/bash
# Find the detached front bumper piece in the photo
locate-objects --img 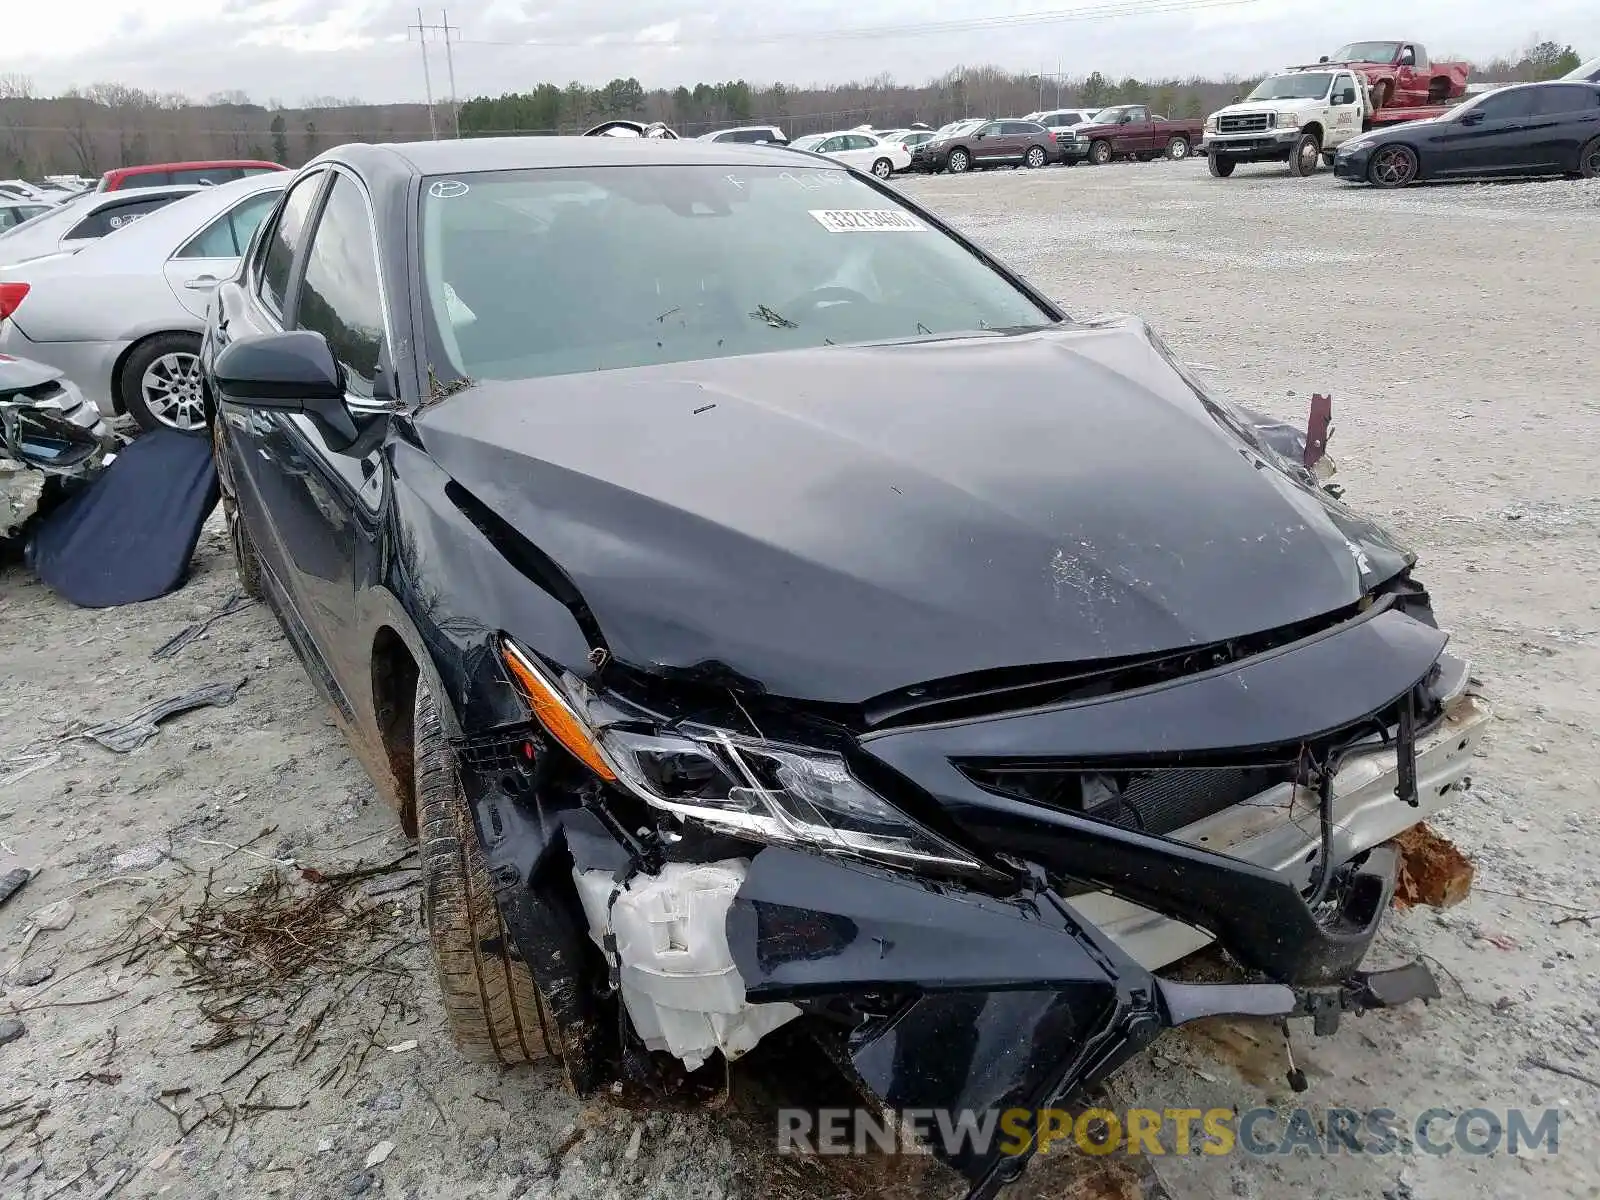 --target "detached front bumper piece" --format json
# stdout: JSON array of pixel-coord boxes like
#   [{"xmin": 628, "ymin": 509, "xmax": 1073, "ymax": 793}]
[{"xmin": 728, "ymin": 844, "xmax": 1440, "ymax": 1200}]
